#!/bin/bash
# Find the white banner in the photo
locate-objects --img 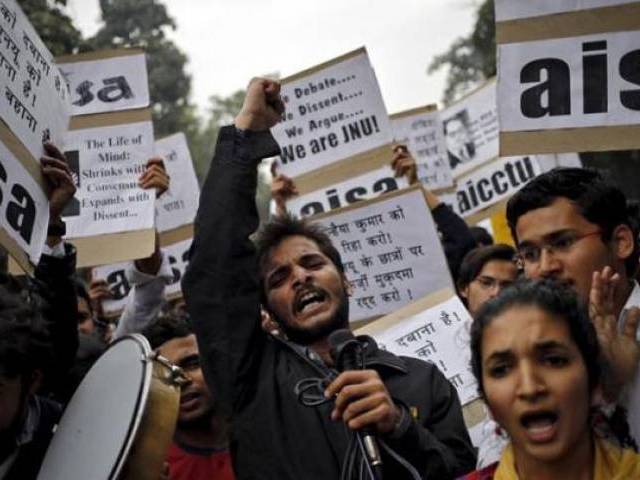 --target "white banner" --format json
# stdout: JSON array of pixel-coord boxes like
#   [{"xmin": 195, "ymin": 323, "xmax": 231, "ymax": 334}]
[
  {"xmin": 92, "ymin": 261, "xmax": 131, "ymax": 317},
  {"xmin": 536, "ymin": 153, "xmax": 583, "ymax": 172},
  {"xmin": 62, "ymin": 121, "xmax": 156, "ymax": 238},
  {"xmin": 391, "ymin": 109, "xmax": 453, "ymax": 189},
  {"xmin": 0, "ymin": 139, "xmax": 48, "ymax": 263},
  {"xmin": 58, "ymin": 51, "xmax": 149, "ymax": 116},
  {"xmin": 286, "ymin": 165, "xmax": 408, "ymax": 218},
  {"xmin": 154, "ymin": 133, "xmax": 199, "ymax": 232},
  {"xmin": 366, "ymin": 295, "xmax": 478, "ymax": 405},
  {"xmin": 0, "ymin": 0, "xmax": 69, "ymax": 162},
  {"xmin": 440, "ymin": 82, "xmax": 499, "ymax": 178},
  {"xmin": 499, "ymin": 30, "xmax": 640, "ymax": 132},
  {"xmin": 272, "ymin": 49, "xmax": 392, "ymax": 178},
  {"xmin": 164, "ymin": 238, "xmax": 191, "ymax": 299},
  {"xmin": 313, "ymin": 187, "xmax": 453, "ymax": 323},
  {"xmin": 453, "ymin": 155, "xmax": 542, "ymax": 218},
  {"xmin": 495, "ymin": 0, "xmax": 638, "ymax": 21}
]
